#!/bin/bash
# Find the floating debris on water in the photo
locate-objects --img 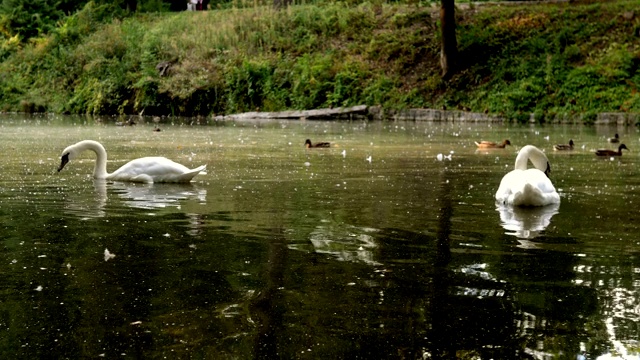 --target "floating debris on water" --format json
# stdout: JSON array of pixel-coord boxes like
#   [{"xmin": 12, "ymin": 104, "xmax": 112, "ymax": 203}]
[{"xmin": 104, "ymin": 249, "xmax": 116, "ymax": 261}]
